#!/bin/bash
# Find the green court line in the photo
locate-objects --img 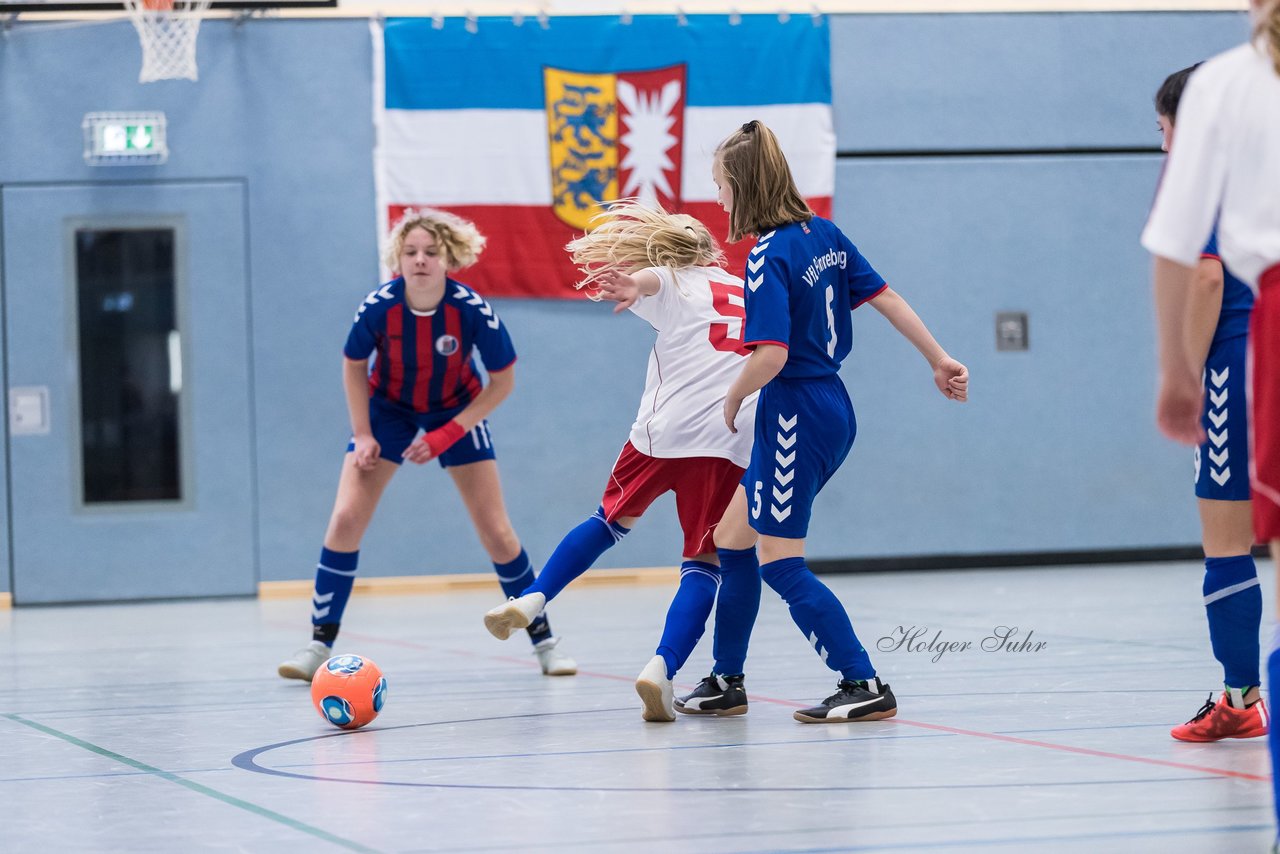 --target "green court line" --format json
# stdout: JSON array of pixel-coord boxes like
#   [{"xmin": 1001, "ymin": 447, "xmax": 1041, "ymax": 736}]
[{"xmin": 3, "ymin": 713, "xmax": 380, "ymax": 854}]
